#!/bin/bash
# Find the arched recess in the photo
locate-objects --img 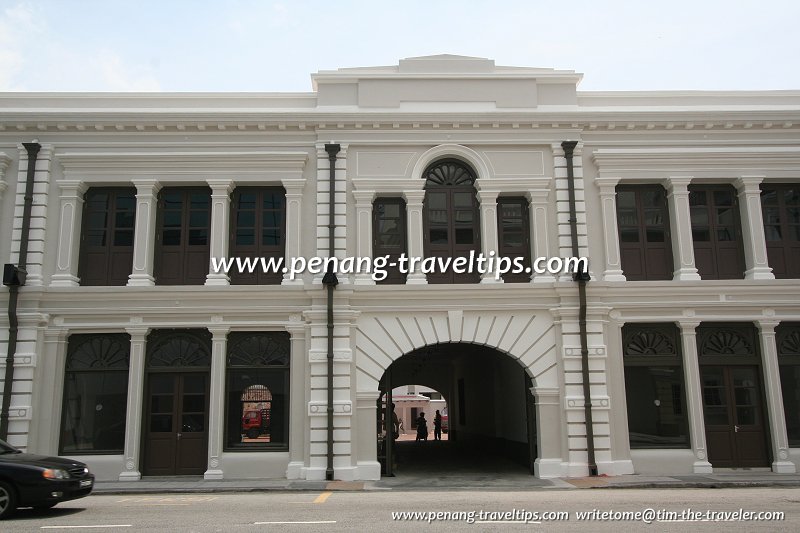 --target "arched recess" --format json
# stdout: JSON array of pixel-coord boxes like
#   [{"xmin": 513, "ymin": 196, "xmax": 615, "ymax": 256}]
[
  {"xmin": 410, "ymin": 144, "xmax": 492, "ymax": 184},
  {"xmin": 354, "ymin": 310, "xmax": 565, "ymax": 478}
]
